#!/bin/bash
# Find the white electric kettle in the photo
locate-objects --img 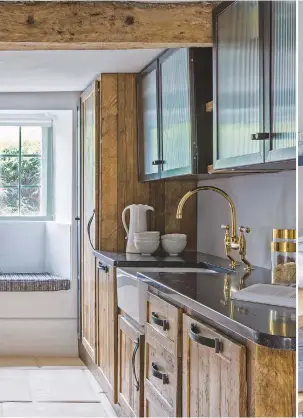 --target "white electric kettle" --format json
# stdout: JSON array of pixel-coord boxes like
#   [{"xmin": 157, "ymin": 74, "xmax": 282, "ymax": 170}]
[{"xmin": 122, "ymin": 204, "xmax": 154, "ymax": 253}]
